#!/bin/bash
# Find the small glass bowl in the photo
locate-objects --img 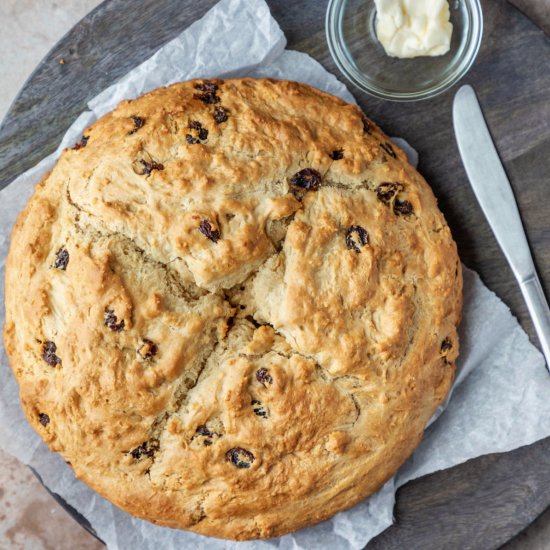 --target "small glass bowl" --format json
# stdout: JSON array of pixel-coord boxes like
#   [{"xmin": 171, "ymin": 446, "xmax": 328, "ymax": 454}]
[{"xmin": 326, "ymin": 0, "xmax": 483, "ymax": 101}]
